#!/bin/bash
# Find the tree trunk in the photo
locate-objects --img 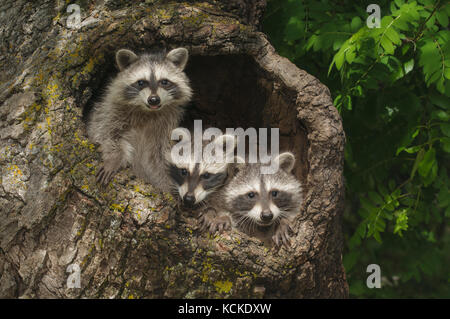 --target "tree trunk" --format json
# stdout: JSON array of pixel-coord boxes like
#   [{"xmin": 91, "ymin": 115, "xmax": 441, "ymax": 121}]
[{"xmin": 0, "ymin": 0, "xmax": 348, "ymax": 298}]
